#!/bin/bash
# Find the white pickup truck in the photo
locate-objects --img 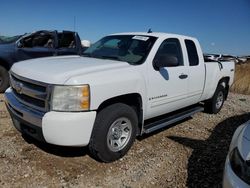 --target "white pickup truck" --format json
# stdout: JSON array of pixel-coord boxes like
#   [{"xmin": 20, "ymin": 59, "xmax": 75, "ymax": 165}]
[{"xmin": 5, "ymin": 32, "xmax": 235, "ymax": 162}]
